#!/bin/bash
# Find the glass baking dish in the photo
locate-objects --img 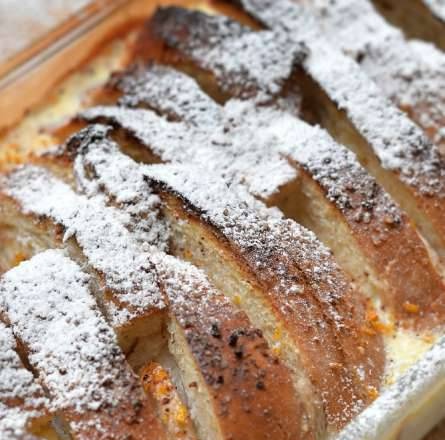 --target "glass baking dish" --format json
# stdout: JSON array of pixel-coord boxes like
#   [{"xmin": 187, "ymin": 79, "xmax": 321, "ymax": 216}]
[
  {"xmin": 0, "ymin": 1, "xmax": 444, "ymax": 439},
  {"xmin": 0, "ymin": 0, "xmax": 202, "ymax": 132}
]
